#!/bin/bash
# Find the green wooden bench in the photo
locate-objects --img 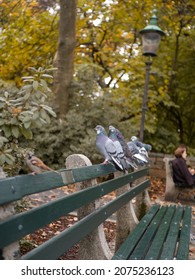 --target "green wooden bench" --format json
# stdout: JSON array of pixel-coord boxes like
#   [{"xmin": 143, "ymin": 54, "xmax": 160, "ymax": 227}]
[{"xmin": 0, "ymin": 154, "xmax": 192, "ymax": 260}]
